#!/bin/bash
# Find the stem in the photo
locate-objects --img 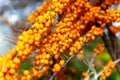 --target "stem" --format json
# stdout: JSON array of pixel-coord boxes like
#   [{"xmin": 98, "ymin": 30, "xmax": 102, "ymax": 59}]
[
  {"xmin": 49, "ymin": 49, "xmax": 81, "ymax": 80},
  {"xmin": 87, "ymin": 53, "xmax": 97, "ymax": 74},
  {"xmin": 50, "ymin": 37, "xmax": 90, "ymax": 80},
  {"xmin": 95, "ymin": 58, "xmax": 120, "ymax": 79}
]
